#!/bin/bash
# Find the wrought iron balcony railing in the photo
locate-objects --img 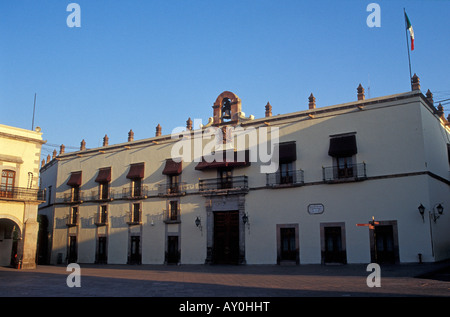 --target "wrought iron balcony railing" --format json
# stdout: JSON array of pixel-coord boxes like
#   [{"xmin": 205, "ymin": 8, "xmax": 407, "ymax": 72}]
[
  {"xmin": 63, "ymin": 191, "xmax": 84, "ymax": 203},
  {"xmin": 122, "ymin": 185, "xmax": 148, "ymax": 199},
  {"xmin": 157, "ymin": 183, "xmax": 186, "ymax": 197},
  {"xmin": 199, "ymin": 175, "xmax": 248, "ymax": 193},
  {"xmin": 266, "ymin": 169, "xmax": 304, "ymax": 188},
  {"xmin": 322, "ymin": 162, "xmax": 367, "ymax": 183},
  {"xmin": 0, "ymin": 187, "xmax": 45, "ymax": 201}
]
